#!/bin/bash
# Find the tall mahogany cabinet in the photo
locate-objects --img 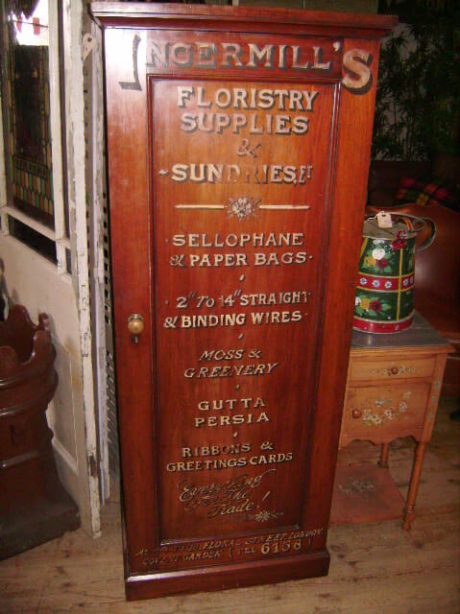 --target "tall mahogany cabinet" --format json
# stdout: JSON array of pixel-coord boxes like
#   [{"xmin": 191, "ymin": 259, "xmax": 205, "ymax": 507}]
[{"xmin": 92, "ymin": 2, "xmax": 395, "ymax": 600}]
